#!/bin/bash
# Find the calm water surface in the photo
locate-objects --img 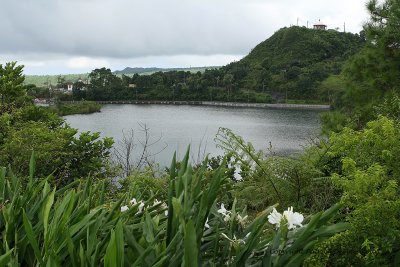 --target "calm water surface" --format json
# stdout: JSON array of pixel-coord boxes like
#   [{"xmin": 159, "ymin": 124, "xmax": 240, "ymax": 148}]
[{"xmin": 64, "ymin": 104, "xmax": 321, "ymax": 166}]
